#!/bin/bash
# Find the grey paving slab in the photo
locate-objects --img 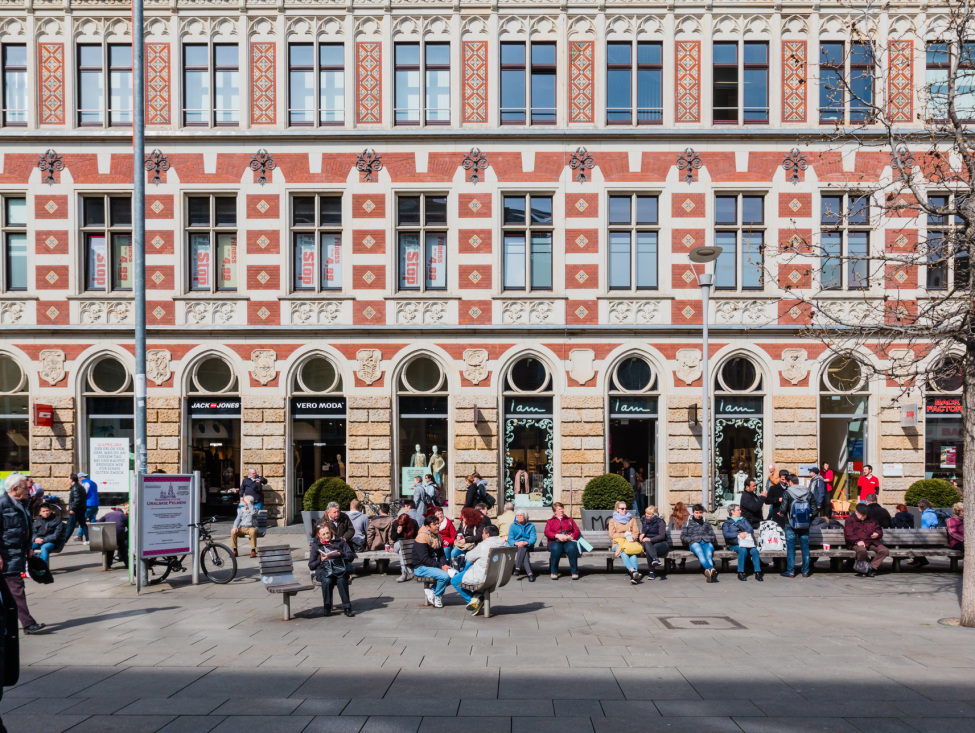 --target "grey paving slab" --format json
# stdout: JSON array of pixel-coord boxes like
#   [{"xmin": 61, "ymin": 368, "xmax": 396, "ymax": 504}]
[
  {"xmin": 211, "ymin": 697, "xmax": 304, "ymax": 716},
  {"xmin": 174, "ymin": 669, "xmax": 313, "ymax": 699},
  {"xmin": 290, "ymin": 669, "xmax": 399, "ymax": 700},
  {"xmin": 0, "ymin": 713, "xmax": 90, "ymax": 733},
  {"xmin": 5, "ymin": 666, "xmax": 121, "ymax": 697},
  {"xmin": 593, "ymin": 717, "xmax": 745, "ymax": 733},
  {"xmin": 735, "ymin": 718, "xmax": 862, "ymax": 733},
  {"xmin": 78, "ymin": 667, "xmax": 211, "ymax": 699},
  {"xmin": 302, "ymin": 717, "xmax": 368, "ymax": 733},
  {"xmin": 156, "ymin": 717, "xmax": 227, "ymax": 733},
  {"xmin": 654, "ymin": 699, "xmax": 766, "ymax": 717},
  {"xmin": 418, "ymin": 717, "xmax": 511, "ymax": 733},
  {"xmin": 385, "ymin": 669, "xmax": 499, "ymax": 700},
  {"xmin": 343, "ymin": 698, "xmax": 460, "ymax": 717},
  {"xmin": 511, "ymin": 716, "xmax": 594, "ymax": 733},
  {"xmin": 63, "ymin": 715, "xmax": 177, "ymax": 732},
  {"xmin": 459, "ymin": 699, "xmax": 552, "ymax": 717},
  {"xmin": 499, "ymin": 669, "xmax": 623, "ymax": 700},
  {"xmin": 611, "ymin": 668, "xmax": 700, "ymax": 700},
  {"xmin": 358, "ymin": 717, "xmax": 422, "ymax": 733},
  {"xmin": 899, "ymin": 720, "xmax": 975, "ymax": 733},
  {"xmin": 847, "ymin": 720, "xmax": 923, "ymax": 733},
  {"xmin": 207, "ymin": 715, "xmax": 314, "ymax": 732},
  {"xmin": 115, "ymin": 697, "xmax": 227, "ymax": 717},
  {"xmin": 292, "ymin": 699, "xmax": 351, "ymax": 716}
]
